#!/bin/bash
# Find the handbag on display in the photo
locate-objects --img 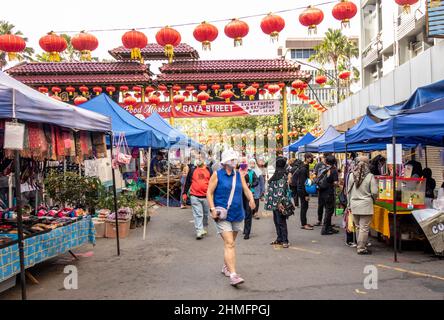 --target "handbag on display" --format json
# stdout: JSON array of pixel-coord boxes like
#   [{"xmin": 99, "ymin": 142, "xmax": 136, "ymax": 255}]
[
  {"xmin": 113, "ymin": 133, "xmax": 132, "ymax": 166},
  {"xmin": 215, "ymin": 171, "xmax": 237, "ymax": 221}
]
